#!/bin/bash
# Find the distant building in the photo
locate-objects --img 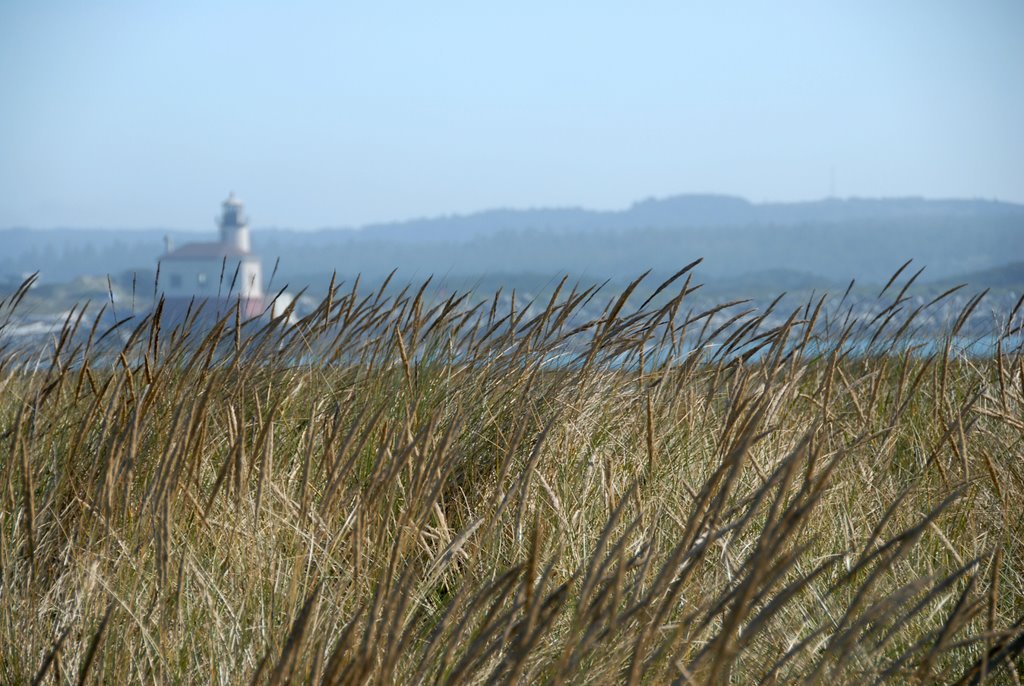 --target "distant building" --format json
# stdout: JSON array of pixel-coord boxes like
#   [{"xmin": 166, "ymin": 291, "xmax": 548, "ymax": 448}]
[{"xmin": 158, "ymin": 193, "xmax": 265, "ymax": 319}]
